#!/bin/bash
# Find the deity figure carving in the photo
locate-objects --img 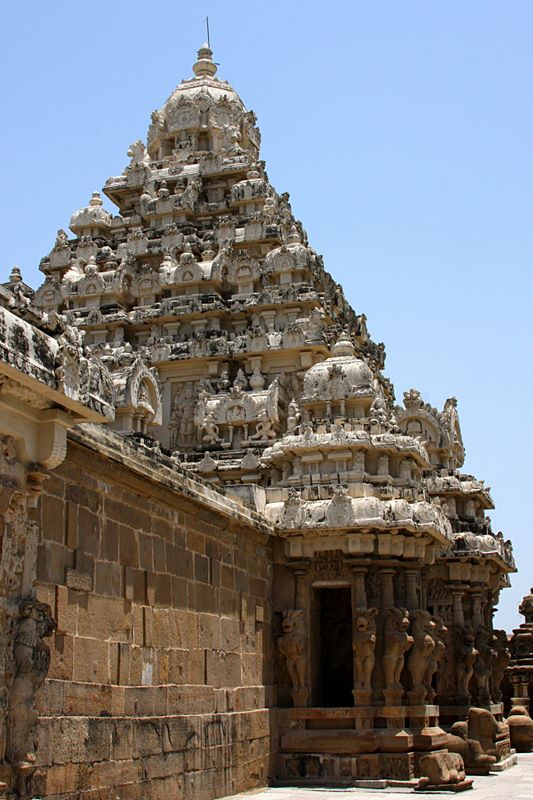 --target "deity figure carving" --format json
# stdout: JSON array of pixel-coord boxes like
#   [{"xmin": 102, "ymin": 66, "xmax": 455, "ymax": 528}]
[
  {"xmin": 216, "ymin": 368, "xmax": 231, "ymax": 392},
  {"xmin": 178, "ymin": 176, "xmax": 202, "ymax": 211},
  {"xmin": 55, "ymin": 324, "xmax": 87, "ymax": 400},
  {"xmin": 491, "ymin": 629, "xmax": 510, "ymax": 703},
  {"xmin": 475, "ymin": 626, "xmax": 497, "ymax": 705},
  {"xmin": 7, "ymin": 601, "xmax": 56, "ymax": 774},
  {"xmin": 169, "ymin": 382, "xmax": 198, "ymax": 448},
  {"xmin": 455, "ymin": 624, "xmax": 478, "ymax": 703},
  {"xmin": 250, "ymin": 409, "xmax": 276, "ymax": 442},
  {"xmin": 370, "ymin": 396, "xmax": 389, "ymax": 425},
  {"xmin": 282, "ymin": 488, "xmax": 304, "ymax": 528},
  {"xmin": 406, "ymin": 609, "xmax": 436, "ymax": 700},
  {"xmin": 233, "ymin": 368, "xmax": 248, "ymax": 390},
  {"xmin": 286, "ymin": 399, "xmax": 301, "ymax": 434},
  {"xmin": 201, "ymin": 412, "xmax": 221, "ymax": 446},
  {"xmin": 352, "ymin": 607, "xmax": 378, "ymax": 691},
  {"xmin": 53, "ymin": 229, "xmax": 69, "ymax": 250},
  {"xmin": 277, "ymin": 609, "xmax": 308, "ymax": 706},
  {"xmin": 383, "ymin": 608, "xmax": 414, "ymax": 690}
]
